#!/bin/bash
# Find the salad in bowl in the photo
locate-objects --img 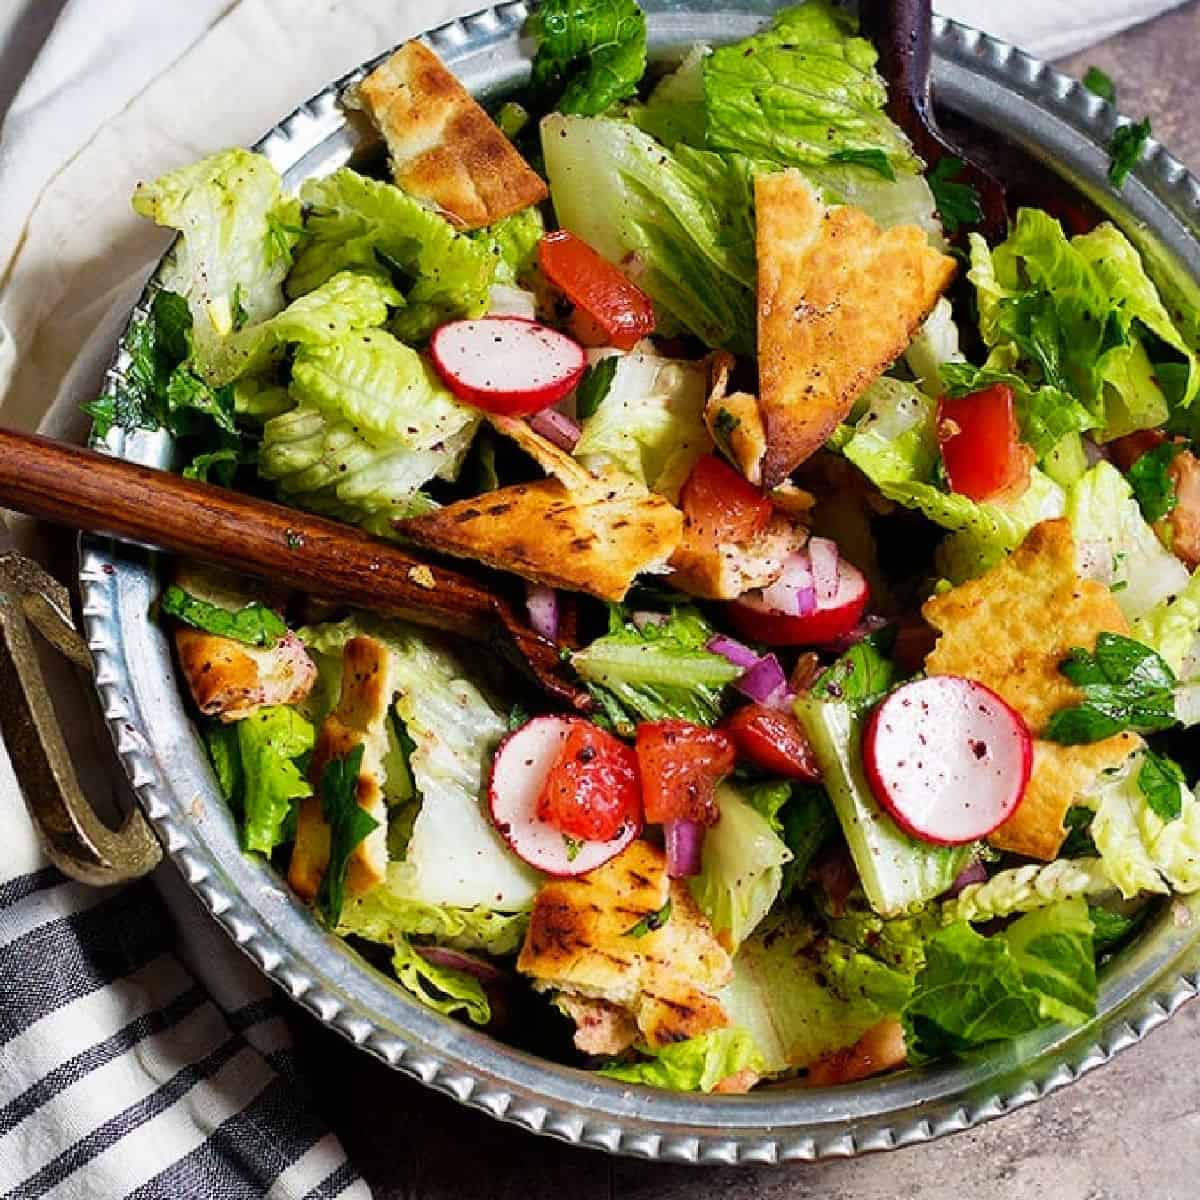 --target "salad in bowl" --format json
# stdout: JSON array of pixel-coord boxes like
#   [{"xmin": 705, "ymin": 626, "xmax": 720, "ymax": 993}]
[{"xmin": 89, "ymin": 0, "xmax": 1200, "ymax": 1096}]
